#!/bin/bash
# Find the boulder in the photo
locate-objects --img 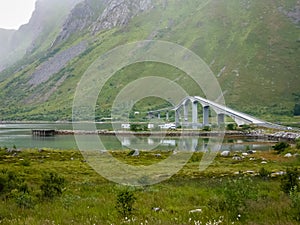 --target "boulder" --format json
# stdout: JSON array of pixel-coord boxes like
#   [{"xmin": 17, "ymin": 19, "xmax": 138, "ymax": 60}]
[
  {"xmin": 221, "ymin": 151, "xmax": 230, "ymax": 157},
  {"xmin": 189, "ymin": 208, "xmax": 202, "ymax": 213},
  {"xmin": 284, "ymin": 153, "xmax": 292, "ymax": 158},
  {"xmin": 132, "ymin": 149, "xmax": 140, "ymax": 156},
  {"xmin": 233, "ymin": 156, "xmax": 242, "ymax": 161}
]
